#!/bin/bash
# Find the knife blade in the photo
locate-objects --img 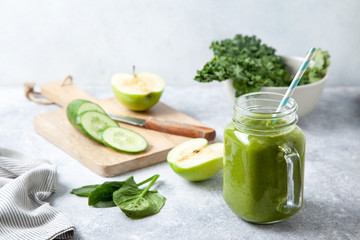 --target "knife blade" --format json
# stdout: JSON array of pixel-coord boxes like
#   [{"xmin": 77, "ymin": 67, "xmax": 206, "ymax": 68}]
[{"xmin": 107, "ymin": 113, "xmax": 216, "ymax": 141}]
